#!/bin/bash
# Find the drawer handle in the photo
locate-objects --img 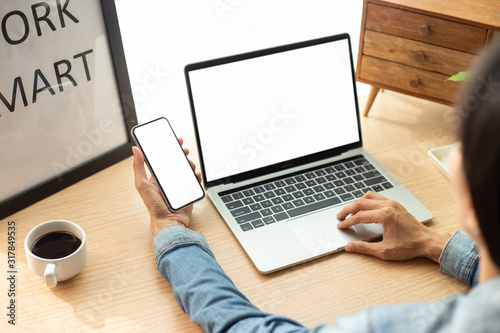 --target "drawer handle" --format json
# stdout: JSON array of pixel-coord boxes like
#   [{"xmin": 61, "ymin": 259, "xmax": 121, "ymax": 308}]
[
  {"xmin": 418, "ymin": 25, "xmax": 430, "ymax": 36},
  {"xmin": 414, "ymin": 51, "xmax": 426, "ymax": 63},
  {"xmin": 409, "ymin": 77, "xmax": 420, "ymax": 88}
]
